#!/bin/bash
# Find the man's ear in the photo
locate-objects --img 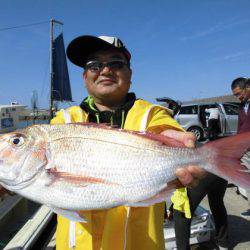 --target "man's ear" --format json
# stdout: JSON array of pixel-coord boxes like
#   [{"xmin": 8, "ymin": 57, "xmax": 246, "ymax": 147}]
[
  {"xmin": 83, "ymin": 71, "xmax": 87, "ymax": 80},
  {"xmin": 83, "ymin": 71, "xmax": 88, "ymax": 88}
]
